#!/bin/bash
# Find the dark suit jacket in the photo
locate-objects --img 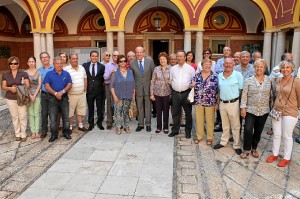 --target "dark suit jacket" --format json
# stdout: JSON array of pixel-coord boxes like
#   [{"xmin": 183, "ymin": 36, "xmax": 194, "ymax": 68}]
[
  {"xmin": 130, "ymin": 57, "xmax": 155, "ymax": 97},
  {"xmin": 83, "ymin": 61, "xmax": 105, "ymax": 95}
]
